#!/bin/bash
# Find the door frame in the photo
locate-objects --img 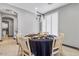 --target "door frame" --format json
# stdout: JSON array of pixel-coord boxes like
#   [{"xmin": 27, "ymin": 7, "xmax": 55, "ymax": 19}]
[{"xmin": 2, "ymin": 17, "xmax": 14, "ymax": 37}]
